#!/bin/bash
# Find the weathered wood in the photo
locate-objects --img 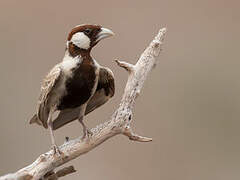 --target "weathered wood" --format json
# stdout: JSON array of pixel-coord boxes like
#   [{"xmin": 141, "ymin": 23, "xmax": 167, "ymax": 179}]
[{"xmin": 0, "ymin": 28, "xmax": 167, "ymax": 180}]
